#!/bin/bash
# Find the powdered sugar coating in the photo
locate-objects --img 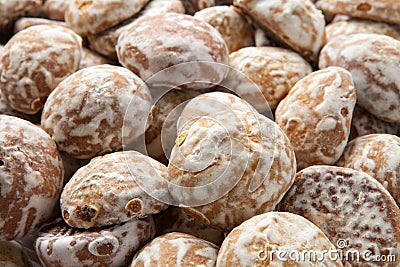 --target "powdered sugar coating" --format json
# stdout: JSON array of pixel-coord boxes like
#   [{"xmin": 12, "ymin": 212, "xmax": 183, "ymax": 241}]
[
  {"xmin": 43, "ymin": 0, "xmax": 70, "ymax": 21},
  {"xmin": 234, "ymin": 0, "xmax": 325, "ymax": 63},
  {"xmin": 129, "ymin": 232, "xmax": 218, "ymax": 267},
  {"xmin": 0, "ymin": 24, "xmax": 82, "ymax": 114},
  {"xmin": 61, "ymin": 151, "xmax": 169, "ymax": 228},
  {"xmin": 168, "ymin": 110, "xmax": 296, "ymax": 230},
  {"xmin": 14, "ymin": 17, "xmax": 68, "ymax": 33},
  {"xmin": 116, "ymin": 13, "xmax": 229, "ymax": 87},
  {"xmin": 35, "ymin": 217, "xmax": 155, "ymax": 267},
  {"xmin": 229, "ymin": 46, "xmax": 312, "ymax": 110},
  {"xmin": 194, "ymin": 6, "xmax": 254, "ymax": 53},
  {"xmin": 278, "ymin": 166, "xmax": 400, "ymax": 266},
  {"xmin": 275, "ymin": 66, "xmax": 356, "ymax": 170},
  {"xmin": 216, "ymin": 212, "xmax": 342, "ymax": 267},
  {"xmin": 337, "ymin": 134, "xmax": 400, "ymax": 205},
  {"xmin": 0, "ymin": 0, "xmax": 43, "ymax": 27},
  {"xmin": 65, "ymin": 0, "xmax": 149, "ymax": 36},
  {"xmin": 41, "ymin": 65, "xmax": 152, "ymax": 159},
  {"xmin": 319, "ymin": 33, "xmax": 400, "ymax": 122},
  {"xmin": 0, "ymin": 115, "xmax": 63, "ymax": 240},
  {"xmin": 316, "ymin": 0, "xmax": 400, "ymax": 25},
  {"xmin": 78, "ymin": 48, "xmax": 111, "ymax": 69}
]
